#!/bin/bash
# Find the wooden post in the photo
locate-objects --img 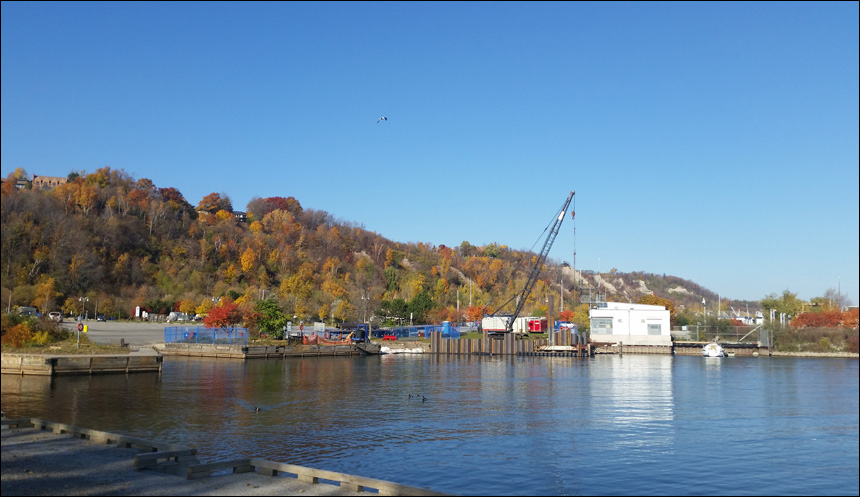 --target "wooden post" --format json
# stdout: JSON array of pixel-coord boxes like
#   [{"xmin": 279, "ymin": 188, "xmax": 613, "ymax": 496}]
[{"xmin": 547, "ymin": 295, "xmax": 554, "ymax": 347}]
